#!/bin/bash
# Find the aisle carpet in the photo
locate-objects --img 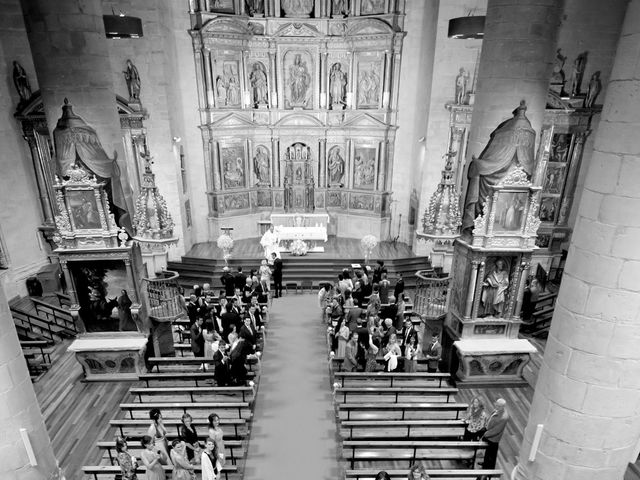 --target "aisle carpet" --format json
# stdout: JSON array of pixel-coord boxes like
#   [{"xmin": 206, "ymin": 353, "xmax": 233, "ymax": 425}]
[{"xmin": 243, "ymin": 293, "xmax": 340, "ymax": 480}]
